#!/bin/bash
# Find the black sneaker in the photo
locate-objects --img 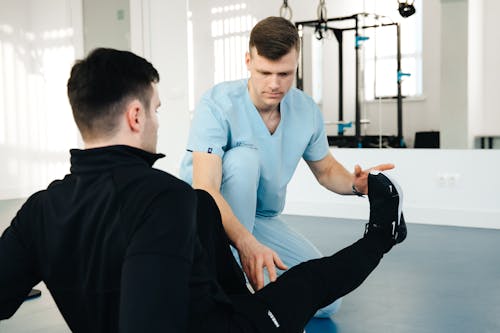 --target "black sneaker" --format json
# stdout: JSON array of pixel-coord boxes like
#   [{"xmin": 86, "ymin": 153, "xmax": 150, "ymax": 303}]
[{"xmin": 365, "ymin": 171, "xmax": 407, "ymax": 244}]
